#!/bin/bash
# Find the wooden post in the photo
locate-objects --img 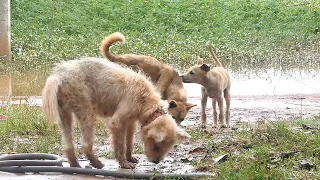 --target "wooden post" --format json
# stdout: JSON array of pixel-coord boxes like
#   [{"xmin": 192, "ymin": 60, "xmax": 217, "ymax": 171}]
[
  {"xmin": 0, "ymin": 0, "xmax": 11, "ymax": 98},
  {"xmin": 0, "ymin": 0, "xmax": 11, "ymax": 61}
]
